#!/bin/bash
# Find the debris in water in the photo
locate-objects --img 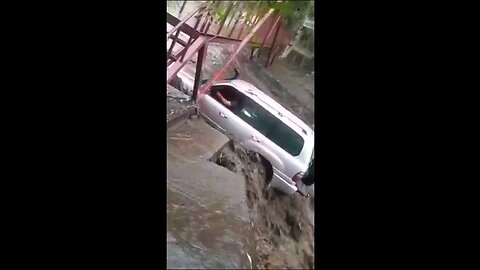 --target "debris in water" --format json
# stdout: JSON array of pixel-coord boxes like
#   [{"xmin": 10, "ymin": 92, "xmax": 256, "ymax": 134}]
[
  {"xmin": 246, "ymin": 252, "xmax": 252, "ymax": 270},
  {"xmin": 170, "ymin": 137, "xmax": 192, "ymax": 141}
]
